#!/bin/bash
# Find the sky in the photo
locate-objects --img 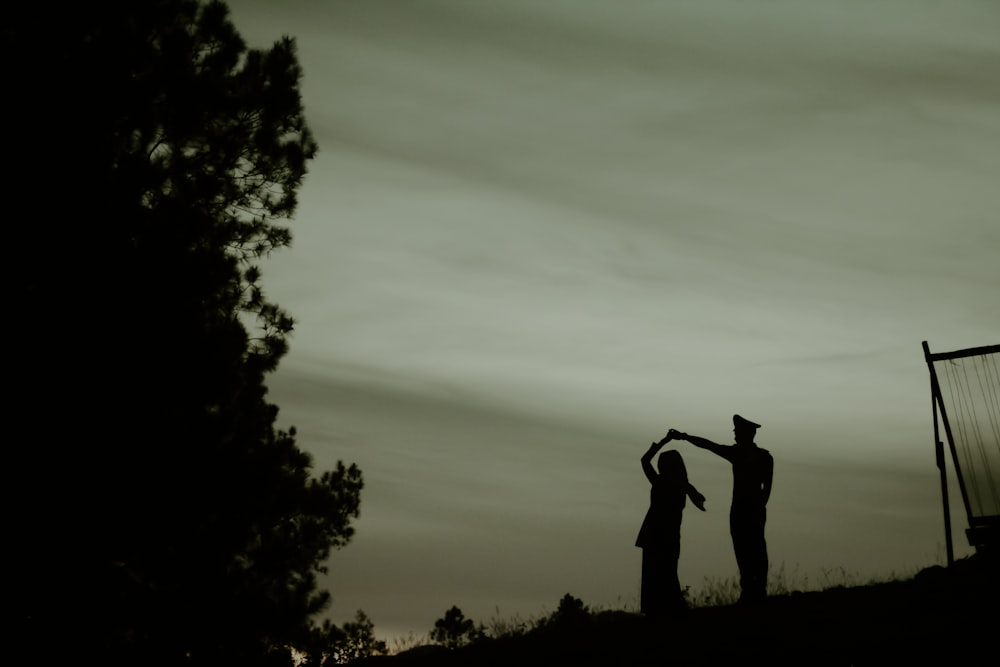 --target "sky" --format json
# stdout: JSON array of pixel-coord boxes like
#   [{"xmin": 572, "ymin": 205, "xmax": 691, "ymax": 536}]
[{"xmin": 224, "ymin": 0, "xmax": 999, "ymax": 643}]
